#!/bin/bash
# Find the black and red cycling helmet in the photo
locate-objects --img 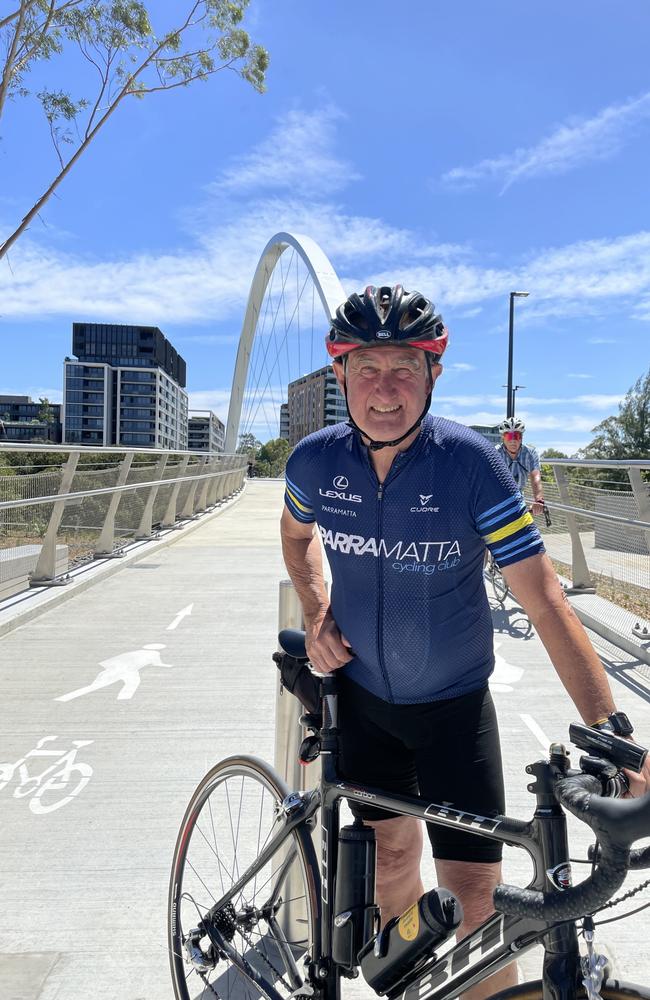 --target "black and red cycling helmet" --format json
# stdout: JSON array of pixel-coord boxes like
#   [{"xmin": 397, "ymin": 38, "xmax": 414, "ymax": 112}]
[{"xmin": 326, "ymin": 284, "xmax": 448, "ymax": 361}]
